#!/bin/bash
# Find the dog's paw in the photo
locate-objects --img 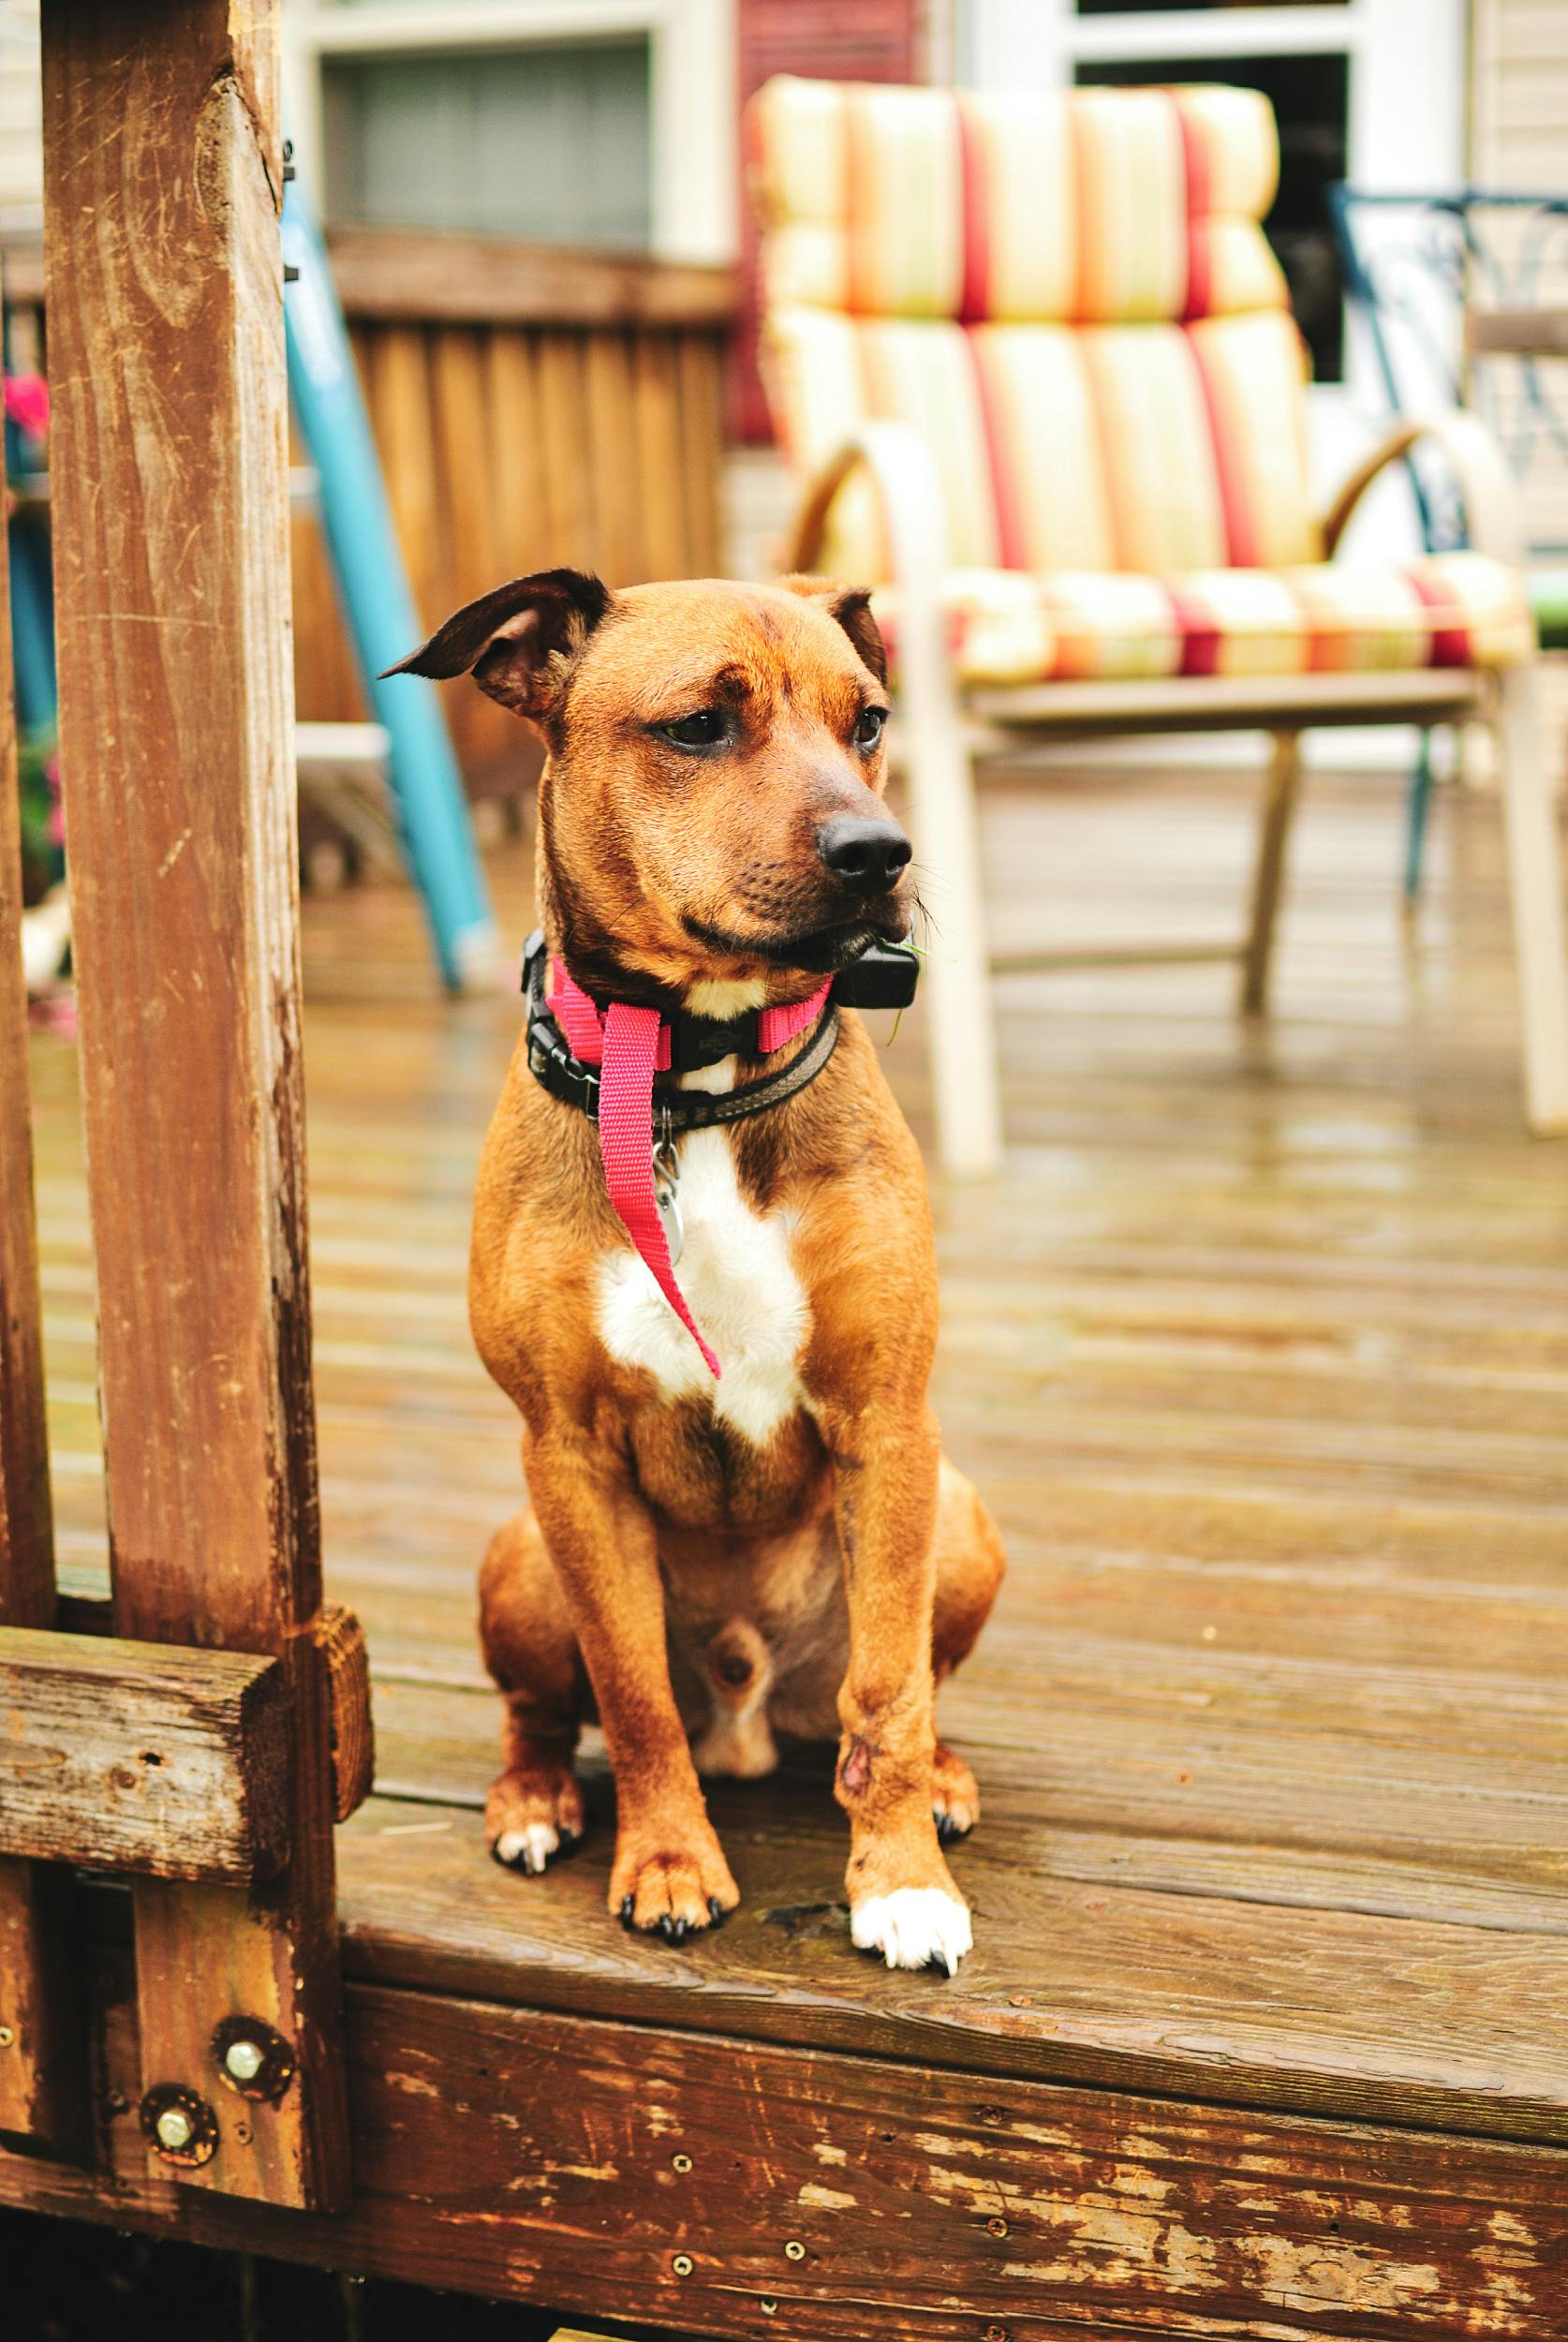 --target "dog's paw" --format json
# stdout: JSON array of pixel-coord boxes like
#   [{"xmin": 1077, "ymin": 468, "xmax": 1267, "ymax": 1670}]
[
  {"xmin": 611, "ymin": 1821, "xmax": 740, "ymax": 1943},
  {"xmin": 851, "ymin": 1887, "xmax": 972, "ymax": 1976},
  {"xmin": 932, "ymin": 1742, "xmax": 980, "ymax": 1844},
  {"xmin": 485, "ymin": 1764, "xmax": 585, "ymax": 1875}
]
